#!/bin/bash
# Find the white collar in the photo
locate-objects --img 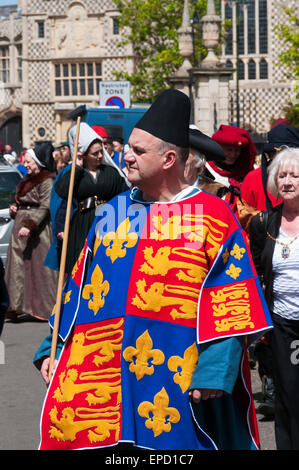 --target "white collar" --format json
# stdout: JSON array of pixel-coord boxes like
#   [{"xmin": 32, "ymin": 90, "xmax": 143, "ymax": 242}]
[{"xmin": 131, "ymin": 185, "xmax": 200, "ymax": 204}]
